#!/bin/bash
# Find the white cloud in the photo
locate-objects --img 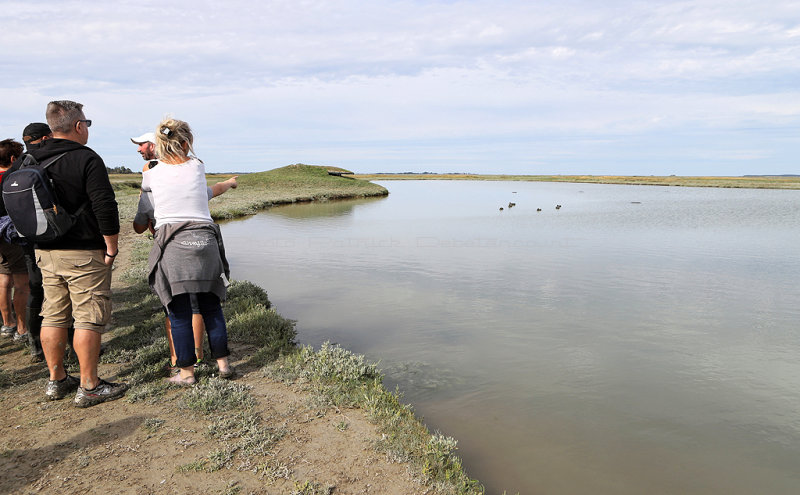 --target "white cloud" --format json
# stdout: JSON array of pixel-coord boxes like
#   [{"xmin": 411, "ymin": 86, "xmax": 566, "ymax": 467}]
[{"xmin": 1, "ymin": 0, "xmax": 799, "ymax": 175}]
